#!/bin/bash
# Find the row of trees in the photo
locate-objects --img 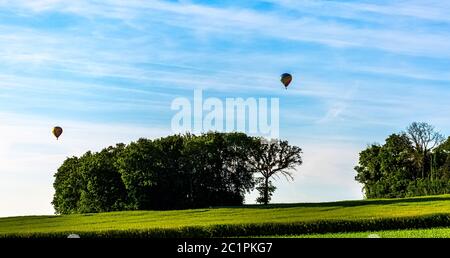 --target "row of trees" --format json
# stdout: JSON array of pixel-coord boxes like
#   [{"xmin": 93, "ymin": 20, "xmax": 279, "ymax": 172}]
[
  {"xmin": 355, "ymin": 122, "xmax": 450, "ymax": 198},
  {"xmin": 52, "ymin": 132, "xmax": 302, "ymax": 214}
]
